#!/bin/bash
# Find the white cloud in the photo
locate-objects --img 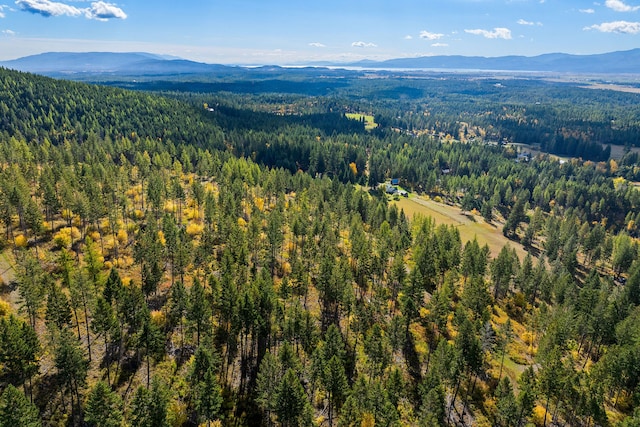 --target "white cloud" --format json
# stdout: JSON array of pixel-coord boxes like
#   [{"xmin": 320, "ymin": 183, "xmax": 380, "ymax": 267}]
[
  {"xmin": 431, "ymin": 42, "xmax": 448, "ymax": 47},
  {"xmin": 351, "ymin": 41, "xmax": 377, "ymax": 48},
  {"xmin": 465, "ymin": 27, "xmax": 512, "ymax": 39},
  {"xmin": 517, "ymin": 18, "xmax": 543, "ymax": 26},
  {"xmin": 580, "ymin": 8, "xmax": 595, "ymax": 13},
  {"xmin": 308, "ymin": 42, "xmax": 325, "ymax": 48},
  {"xmin": 16, "ymin": 0, "xmax": 82, "ymax": 17},
  {"xmin": 86, "ymin": 1, "xmax": 126, "ymax": 20},
  {"xmin": 605, "ymin": 0, "xmax": 640, "ymax": 11},
  {"xmin": 15, "ymin": 0, "xmax": 126, "ymax": 19},
  {"xmin": 585, "ymin": 20, "xmax": 640, "ymax": 32},
  {"xmin": 419, "ymin": 30, "xmax": 444, "ymax": 40},
  {"xmin": 404, "ymin": 35, "xmax": 413, "ymax": 40},
  {"xmin": 0, "ymin": 5, "xmax": 5, "ymax": 18},
  {"xmin": 2, "ymin": 29, "xmax": 15, "ymax": 35}
]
